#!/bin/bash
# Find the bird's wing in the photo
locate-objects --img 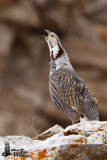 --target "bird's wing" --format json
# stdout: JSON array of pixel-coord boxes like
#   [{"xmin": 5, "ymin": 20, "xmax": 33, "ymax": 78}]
[
  {"xmin": 49, "ymin": 68, "xmax": 99, "ymax": 120},
  {"xmin": 49, "ymin": 70, "xmax": 68, "ymax": 115},
  {"xmin": 82, "ymin": 84, "xmax": 99, "ymax": 120},
  {"xmin": 49, "ymin": 68, "xmax": 87, "ymax": 117}
]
